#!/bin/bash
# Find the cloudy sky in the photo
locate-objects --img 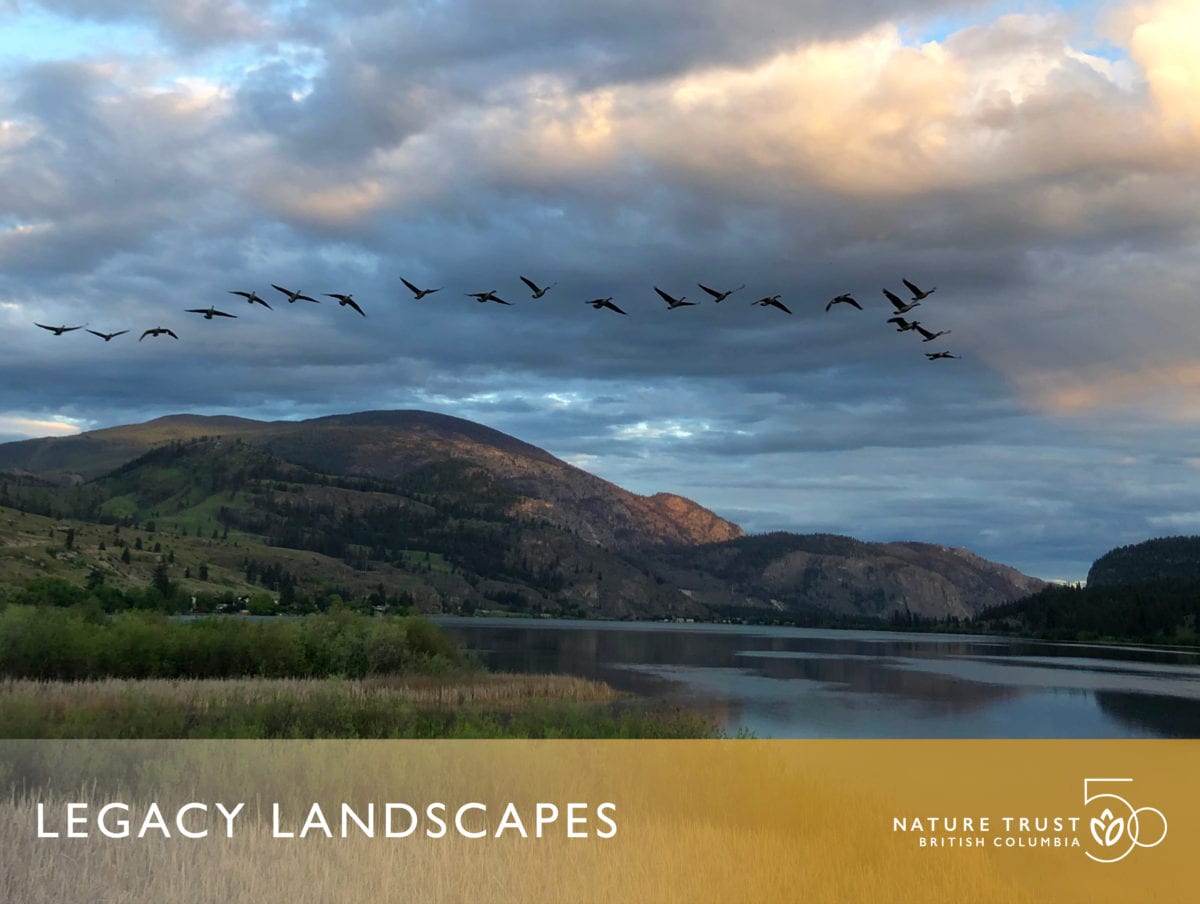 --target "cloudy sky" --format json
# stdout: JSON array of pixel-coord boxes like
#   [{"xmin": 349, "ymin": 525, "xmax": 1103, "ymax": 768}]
[{"xmin": 1, "ymin": 0, "xmax": 1199, "ymax": 580}]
